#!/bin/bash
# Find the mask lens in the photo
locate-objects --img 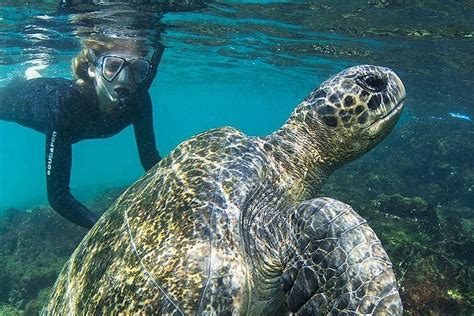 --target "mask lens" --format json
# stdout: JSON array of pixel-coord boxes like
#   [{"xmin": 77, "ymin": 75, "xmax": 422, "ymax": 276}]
[
  {"xmin": 102, "ymin": 57, "xmax": 124, "ymax": 82},
  {"xmin": 130, "ymin": 60, "xmax": 150, "ymax": 83}
]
